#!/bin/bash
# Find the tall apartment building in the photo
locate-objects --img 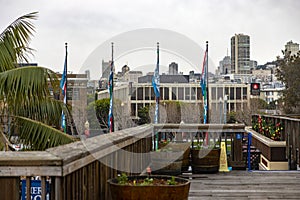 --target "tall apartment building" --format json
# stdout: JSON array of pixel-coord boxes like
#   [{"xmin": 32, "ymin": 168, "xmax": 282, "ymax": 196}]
[
  {"xmin": 231, "ymin": 34, "xmax": 250, "ymax": 74},
  {"xmin": 285, "ymin": 40, "xmax": 299, "ymax": 57},
  {"xmin": 101, "ymin": 60, "xmax": 112, "ymax": 79},
  {"xmin": 169, "ymin": 62, "xmax": 179, "ymax": 75}
]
